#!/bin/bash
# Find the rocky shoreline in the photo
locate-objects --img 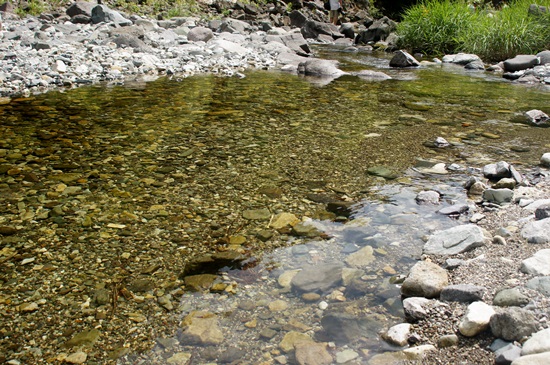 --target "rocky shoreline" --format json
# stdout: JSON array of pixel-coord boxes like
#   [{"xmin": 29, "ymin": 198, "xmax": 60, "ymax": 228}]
[
  {"xmin": 392, "ymin": 158, "xmax": 550, "ymax": 365},
  {"xmin": 1, "ymin": 1, "xmax": 549, "ymax": 99}
]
